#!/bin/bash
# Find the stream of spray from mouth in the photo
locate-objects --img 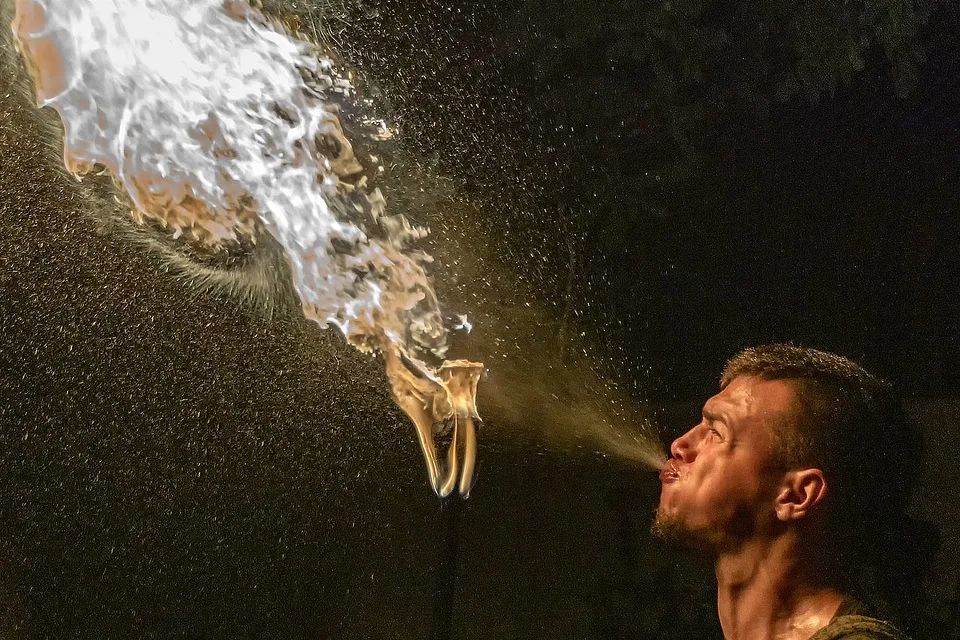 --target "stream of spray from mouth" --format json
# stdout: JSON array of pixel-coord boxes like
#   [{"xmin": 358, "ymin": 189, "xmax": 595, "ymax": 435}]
[{"xmin": 11, "ymin": 0, "xmax": 482, "ymax": 498}]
